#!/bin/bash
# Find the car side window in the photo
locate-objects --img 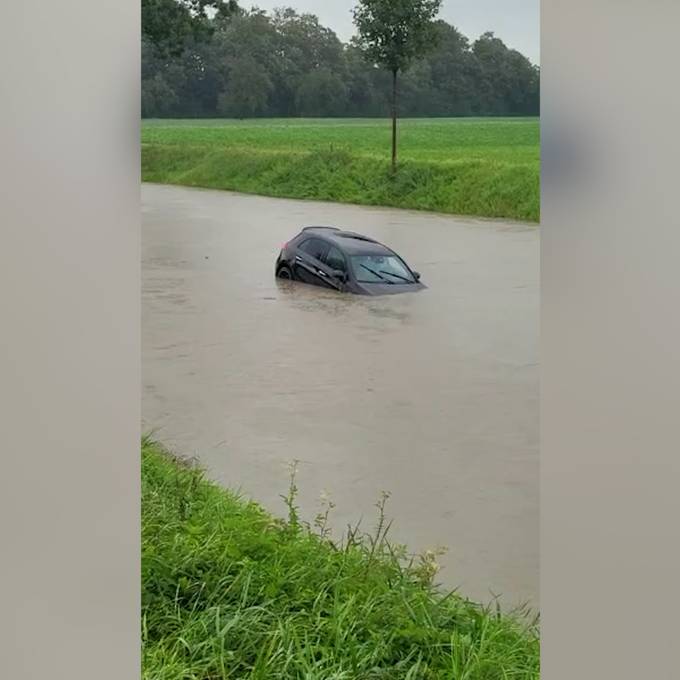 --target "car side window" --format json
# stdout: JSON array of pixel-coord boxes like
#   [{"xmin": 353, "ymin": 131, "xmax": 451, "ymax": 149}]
[
  {"xmin": 325, "ymin": 246, "xmax": 347, "ymax": 272},
  {"xmin": 299, "ymin": 238, "xmax": 329, "ymax": 261}
]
